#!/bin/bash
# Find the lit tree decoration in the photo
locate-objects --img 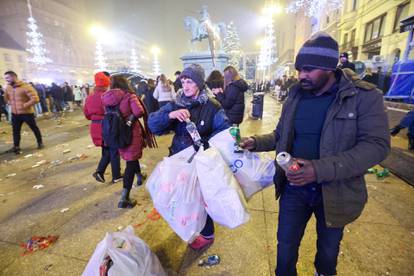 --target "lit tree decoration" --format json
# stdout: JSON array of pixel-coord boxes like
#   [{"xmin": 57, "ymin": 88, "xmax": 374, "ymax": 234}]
[
  {"xmin": 223, "ymin": 21, "xmax": 243, "ymax": 69},
  {"xmin": 151, "ymin": 47, "xmax": 161, "ymax": 77},
  {"xmin": 94, "ymin": 41, "xmax": 107, "ymax": 71},
  {"xmin": 26, "ymin": 0, "xmax": 52, "ymax": 66},
  {"xmin": 130, "ymin": 49, "xmax": 140, "ymax": 73},
  {"xmin": 286, "ymin": 0, "xmax": 343, "ymax": 18},
  {"xmin": 257, "ymin": 11, "xmax": 277, "ymax": 72}
]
